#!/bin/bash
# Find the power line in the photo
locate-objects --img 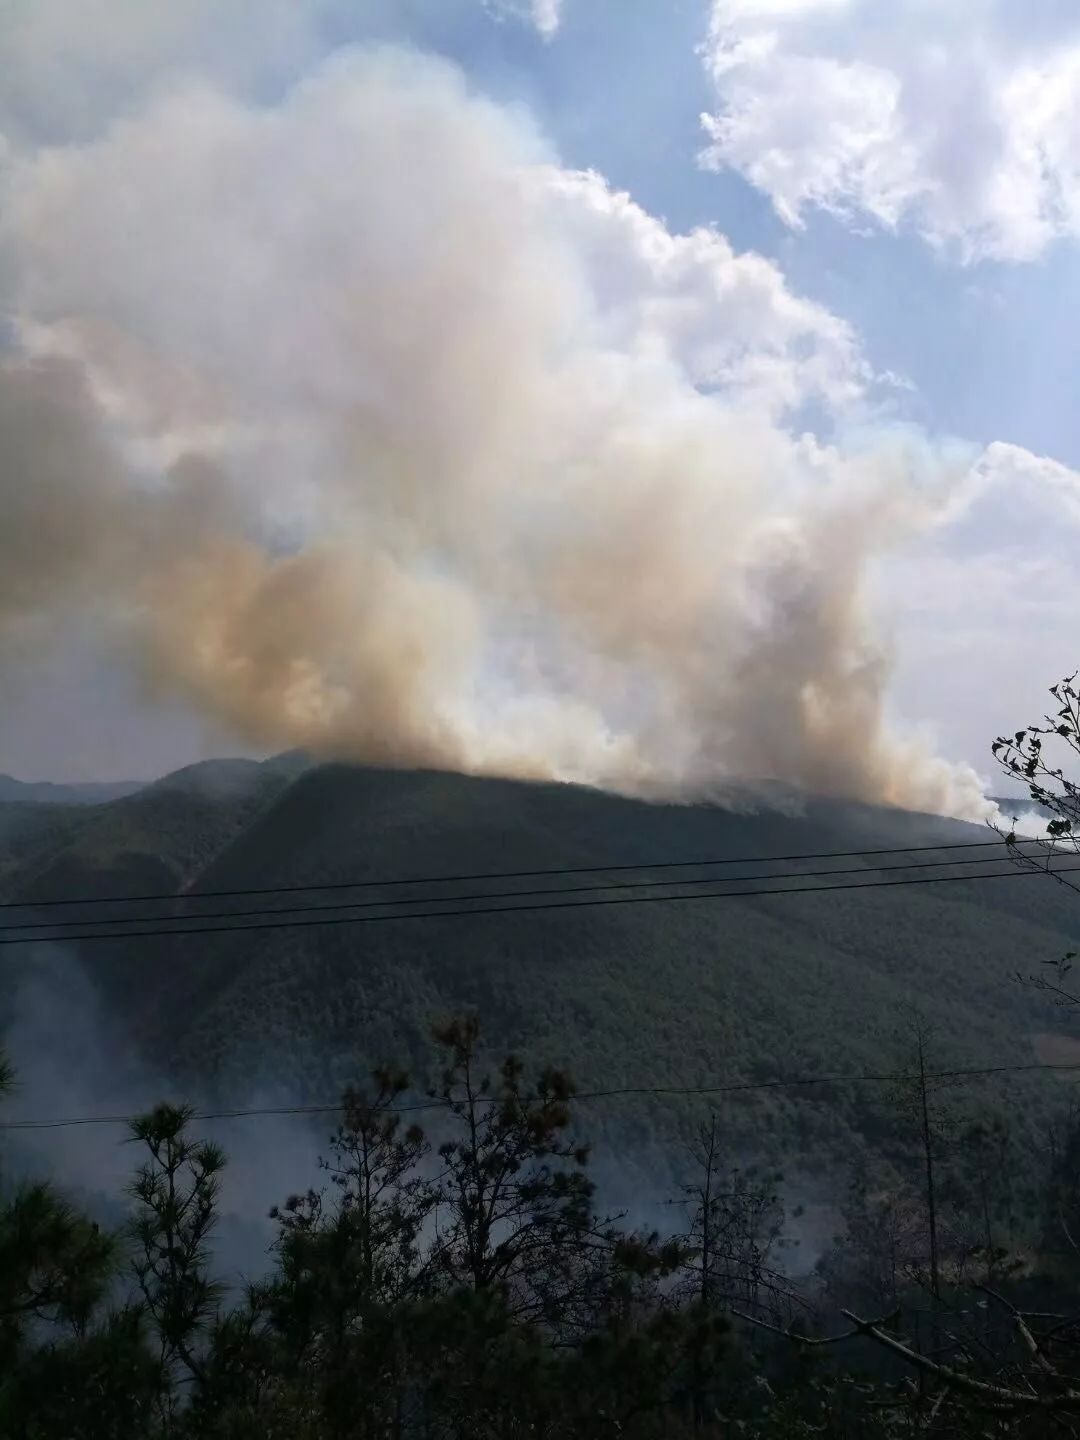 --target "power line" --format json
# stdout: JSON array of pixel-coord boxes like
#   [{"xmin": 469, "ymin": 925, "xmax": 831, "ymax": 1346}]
[
  {"xmin": 1, "ymin": 859, "xmax": 1077, "ymax": 949},
  {"xmin": 0, "ymin": 835, "xmax": 1050, "ymax": 914},
  {"xmin": 0, "ymin": 849, "xmax": 1052, "ymax": 936},
  {"xmin": 3, "ymin": 1059, "xmax": 1077, "ymax": 1133}
]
